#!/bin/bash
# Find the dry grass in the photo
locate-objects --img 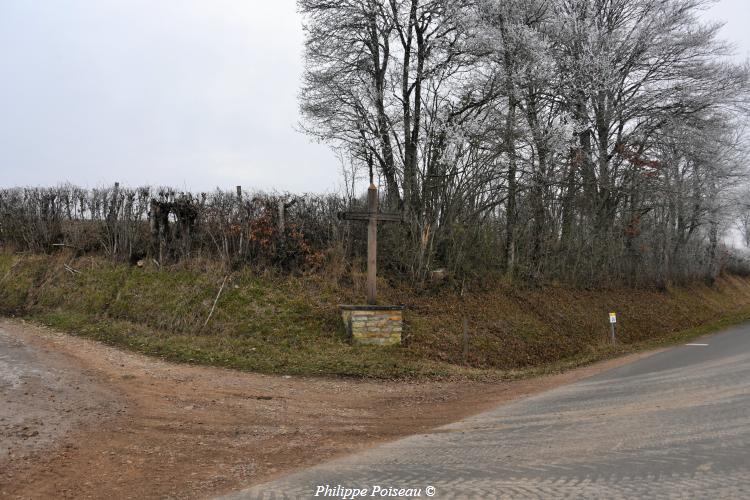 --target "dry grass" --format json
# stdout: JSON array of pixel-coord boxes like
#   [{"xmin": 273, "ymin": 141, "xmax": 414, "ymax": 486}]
[{"xmin": 2, "ymin": 251, "xmax": 750, "ymax": 379}]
